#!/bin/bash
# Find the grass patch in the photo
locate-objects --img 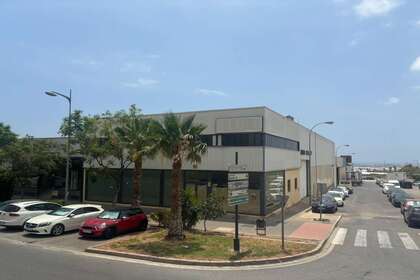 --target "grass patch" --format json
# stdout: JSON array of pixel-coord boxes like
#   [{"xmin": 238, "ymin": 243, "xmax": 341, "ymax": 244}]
[{"xmin": 103, "ymin": 228, "xmax": 317, "ymax": 261}]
